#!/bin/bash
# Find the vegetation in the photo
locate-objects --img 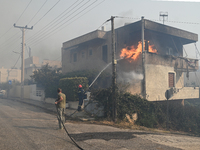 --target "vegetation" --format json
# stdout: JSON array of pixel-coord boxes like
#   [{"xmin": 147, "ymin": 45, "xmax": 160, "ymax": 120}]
[
  {"xmin": 30, "ymin": 66, "xmax": 200, "ymax": 134},
  {"xmin": 31, "ymin": 66, "xmax": 110, "ymax": 98},
  {"xmin": 59, "ymin": 77, "xmax": 88, "ymax": 101},
  {"xmin": 31, "ymin": 64, "xmax": 62, "ymax": 98},
  {"xmin": 92, "ymin": 87, "xmax": 200, "ymax": 134}
]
